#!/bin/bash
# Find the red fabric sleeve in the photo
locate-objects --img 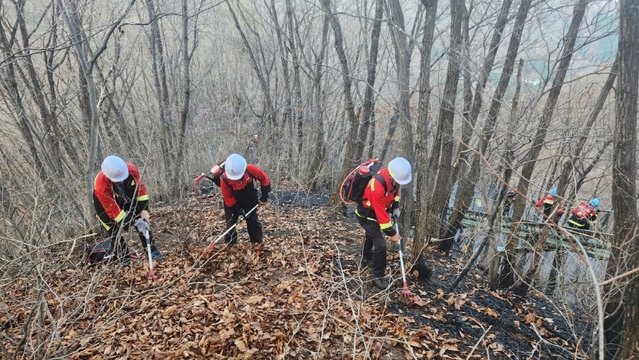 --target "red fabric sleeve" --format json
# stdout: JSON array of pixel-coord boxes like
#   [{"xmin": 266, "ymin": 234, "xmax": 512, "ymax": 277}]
[
  {"xmin": 535, "ymin": 196, "xmax": 548, "ymax": 207},
  {"xmin": 93, "ymin": 173, "xmax": 122, "ymax": 221},
  {"xmin": 221, "ymin": 178, "xmax": 236, "ymax": 208},
  {"xmin": 368, "ymin": 177, "xmax": 392, "ymax": 230},
  {"xmin": 246, "ymin": 164, "xmax": 270, "ymax": 186},
  {"xmin": 128, "ymin": 164, "xmax": 148, "ymax": 199}
]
